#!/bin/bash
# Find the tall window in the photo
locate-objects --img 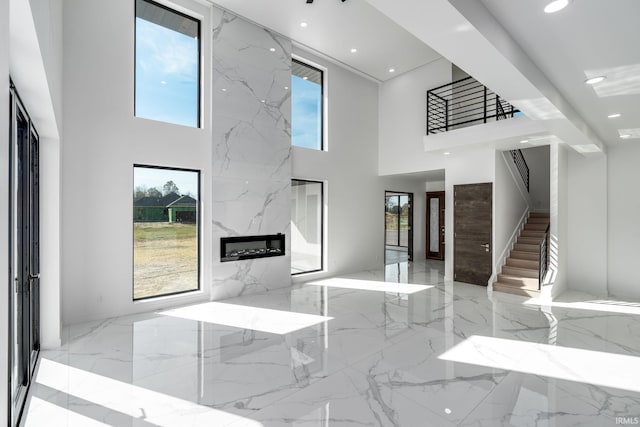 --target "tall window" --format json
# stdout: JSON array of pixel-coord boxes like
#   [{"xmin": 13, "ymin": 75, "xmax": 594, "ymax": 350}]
[
  {"xmin": 135, "ymin": 0, "xmax": 200, "ymax": 127},
  {"xmin": 291, "ymin": 179, "xmax": 323, "ymax": 274},
  {"xmin": 292, "ymin": 59, "xmax": 323, "ymax": 150},
  {"xmin": 133, "ymin": 165, "xmax": 200, "ymax": 300}
]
